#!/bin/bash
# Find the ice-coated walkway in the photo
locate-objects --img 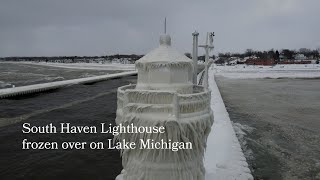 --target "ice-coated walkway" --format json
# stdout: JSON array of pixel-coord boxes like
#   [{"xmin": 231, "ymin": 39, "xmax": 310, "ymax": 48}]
[
  {"xmin": 0, "ymin": 71, "xmax": 137, "ymax": 98},
  {"xmin": 205, "ymin": 68, "xmax": 253, "ymax": 180}
]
